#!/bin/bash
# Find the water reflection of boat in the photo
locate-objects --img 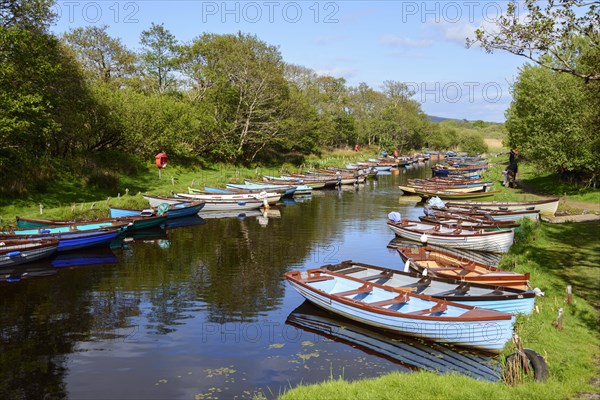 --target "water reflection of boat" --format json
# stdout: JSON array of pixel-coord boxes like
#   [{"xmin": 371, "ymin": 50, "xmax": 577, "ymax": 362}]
[
  {"xmin": 51, "ymin": 247, "xmax": 119, "ymax": 268},
  {"xmin": 386, "ymin": 239, "xmax": 503, "ymax": 267},
  {"xmin": 286, "ymin": 302, "xmax": 500, "ymax": 381},
  {"xmin": 198, "ymin": 210, "xmax": 264, "ymax": 219},
  {"xmin": 0, "ymin": 262, "xmax": 58, "ymax": 283},
  {"xmin": 281, "ymin": 195, "xmax": 313, "ymax": 206},
  {"xmin": 110, "ymin": 227, "xmax": 168, "ymax": 249},
  {"xmin": 165, "ymin": 215, "xmax": 206, "ymax": 229}
]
